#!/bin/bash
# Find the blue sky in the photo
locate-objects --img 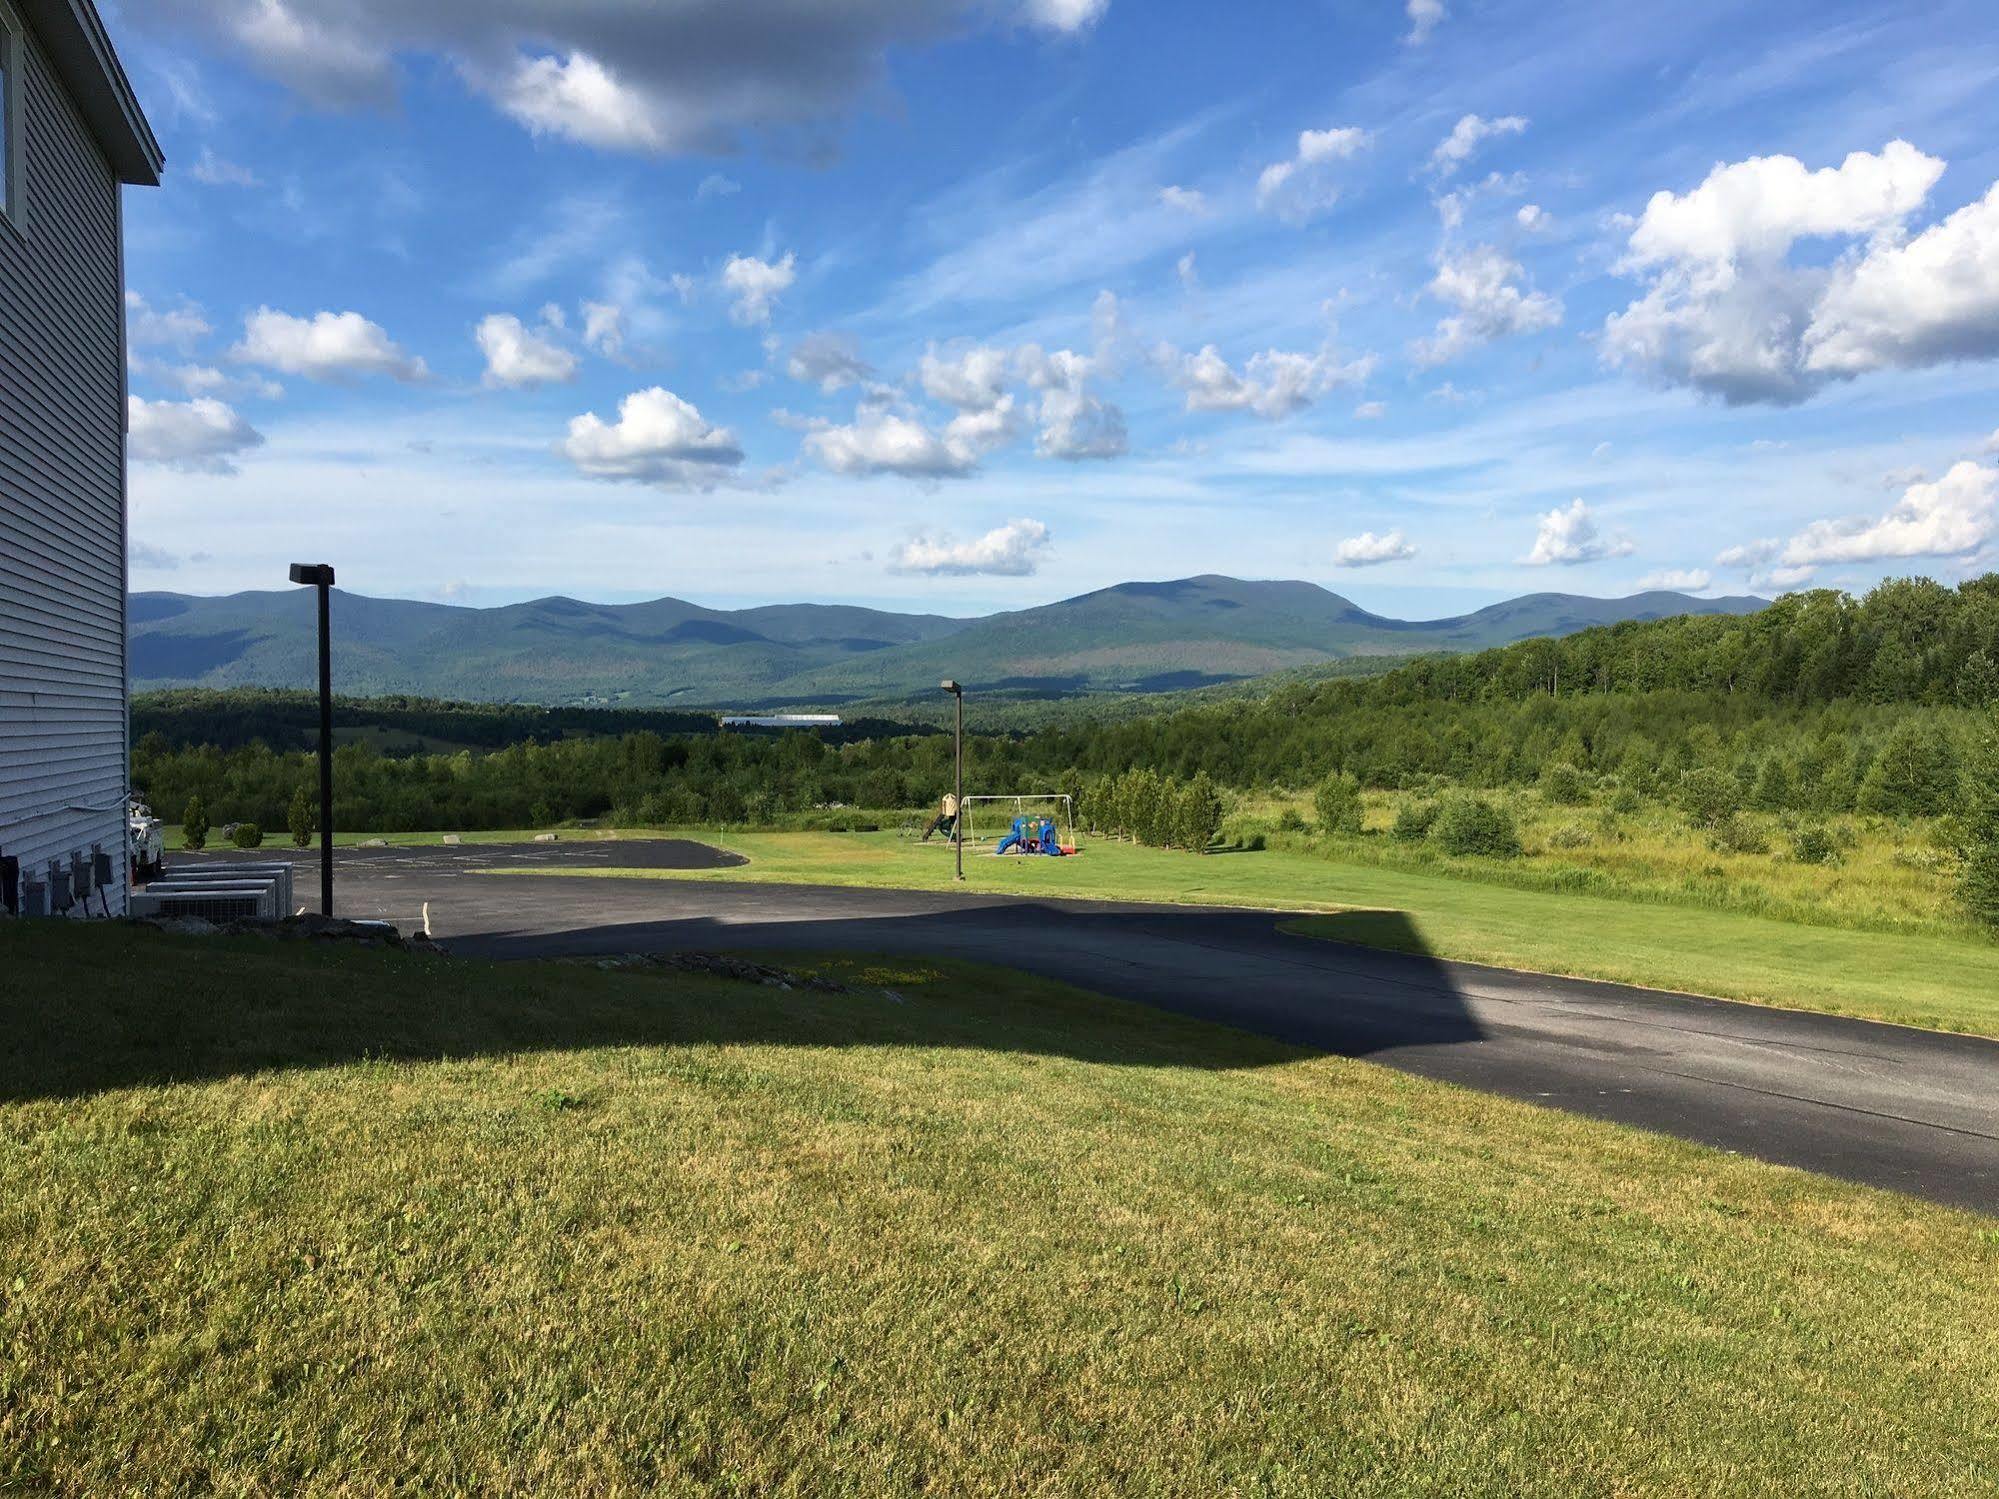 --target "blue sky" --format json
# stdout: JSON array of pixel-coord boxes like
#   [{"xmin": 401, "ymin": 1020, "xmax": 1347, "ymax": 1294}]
[{"xmin": 112, "ymin": 0, "xmax": 1999, "ymax": 617}]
